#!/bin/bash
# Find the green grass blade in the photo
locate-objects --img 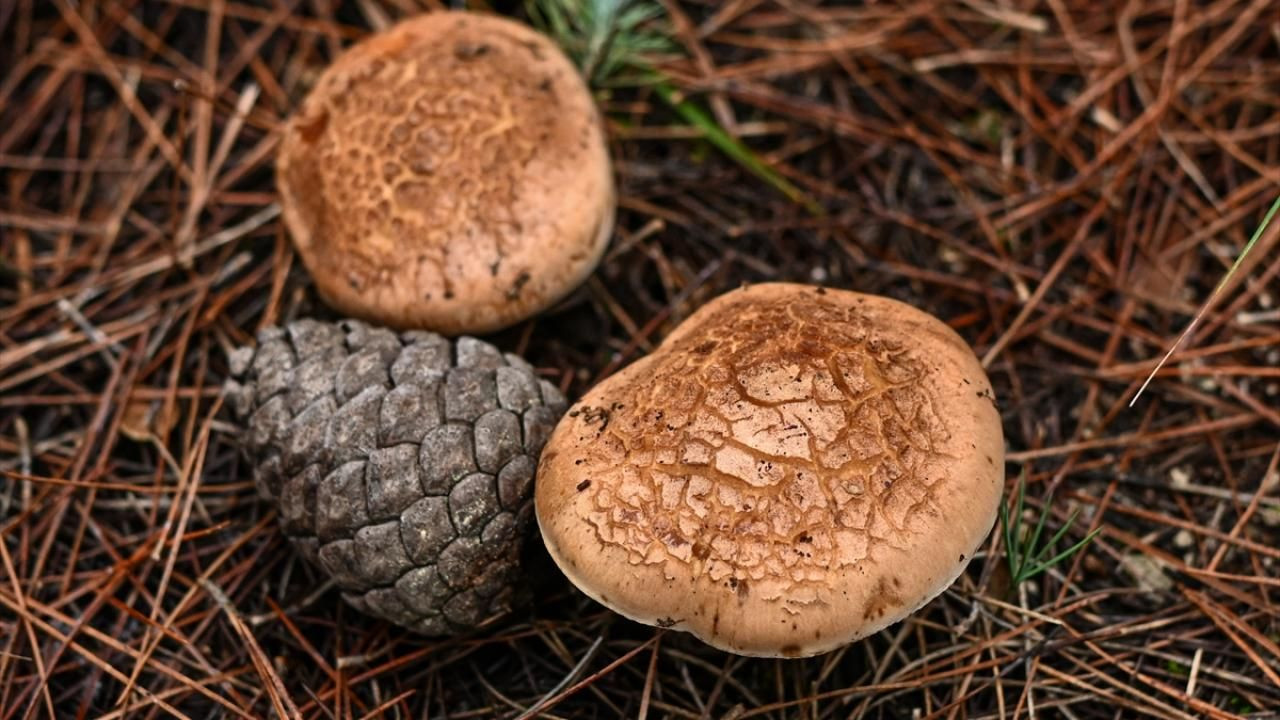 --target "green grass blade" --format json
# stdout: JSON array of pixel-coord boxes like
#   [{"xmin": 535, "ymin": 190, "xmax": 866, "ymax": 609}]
[
  {"xmin": 1001, "ymin": 473, "xmax": 1026, "ymax": 581},
  {"xmin": 1023, "ymin": 490, "xmax": 1055, "ymax": 567},
  {"xmin": 999, "ymin": 498, "xmax": 1015, "ymax": 578},
  {"xmin": 1131, "ymin": 193, "xmax": 1280, "ymax": 406},
  {"xmin": 650, "ymin": 81, "xmax": 824, "ymax": 216},
  {"xmin": 1031, "ymin": 507, "xmax": 1084, "ymax": 564},
  {"xmin": 1021, "ymin": 527, "xmax": 1102, "ymax": 582},
  {"xmin": 1001, "ymin": 474, "xmax": 1102, "ymax": 588}
]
